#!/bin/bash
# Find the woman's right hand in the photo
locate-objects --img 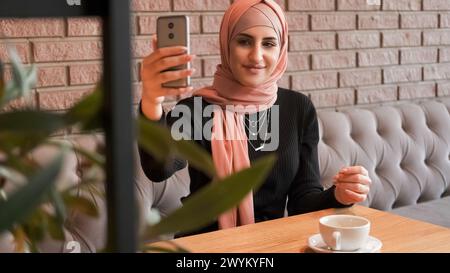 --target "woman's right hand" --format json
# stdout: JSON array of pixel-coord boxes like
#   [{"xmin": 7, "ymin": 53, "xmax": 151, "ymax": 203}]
[{"xmin": 140, "ymin": 35, "xmax": 196, "ymax": 120}]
